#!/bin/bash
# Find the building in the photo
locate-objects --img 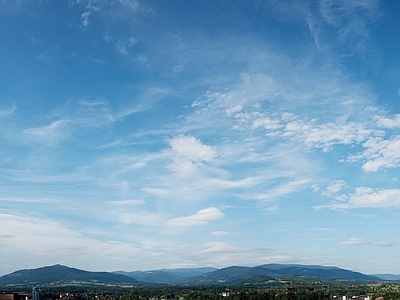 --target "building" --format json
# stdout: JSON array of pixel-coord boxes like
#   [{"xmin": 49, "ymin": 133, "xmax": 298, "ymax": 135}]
[
  {"xmin": 32, "ymin": 288, "xmax": 39, "ymax": 300},
  {"xmin": 0, "ymin": 293, "xmax": 28, "ymax": 300}
]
